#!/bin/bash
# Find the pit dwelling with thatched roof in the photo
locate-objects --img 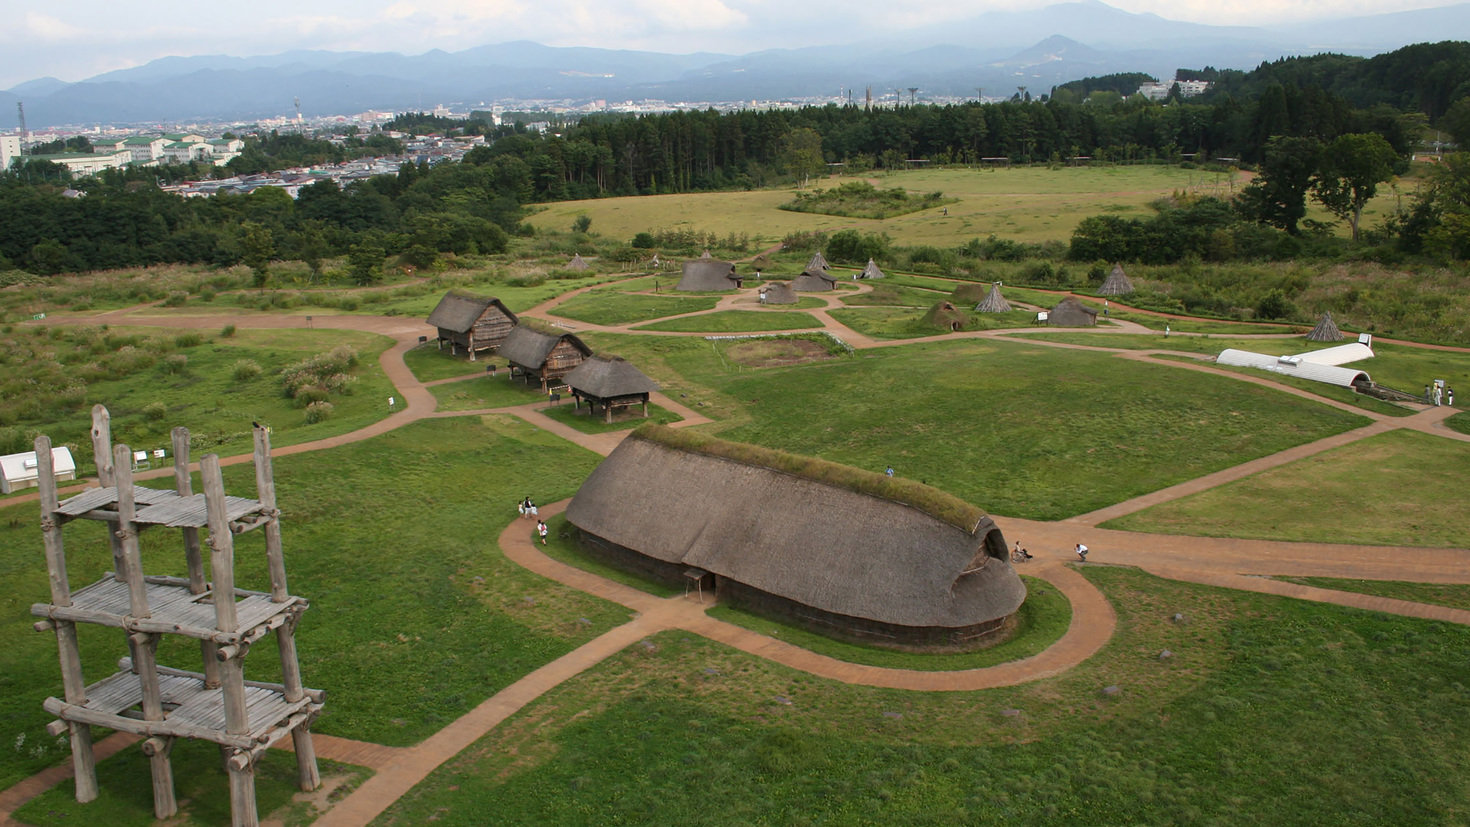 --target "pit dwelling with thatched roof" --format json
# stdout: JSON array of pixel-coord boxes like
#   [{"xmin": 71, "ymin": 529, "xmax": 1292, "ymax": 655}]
[
  {"xmin": 922, "ymin": 301, "xmax": 970, "ymax": 332},
  {"xmin": 426, "ymin": 292, "xmax": 519, "ymax": 360},
  {"xmin": 564, "ymin": 356, "xmax": 660, "ymax": 423},
  {"xmin": 792, "ymin": 268, "xmax": 837, "ymax": 292},
  {"xmin": 677, "ymin": 259, "xmax": 743, "ymax": 292},
  {"xmin": 1047, "ymin": 296, "xmax": 1099, "ymax": 327},
  {"xmin": 759, "ymin": 282, "xmax": 798, "ymax": 304},
  {"xmin": 499, "ymin": 326, "xmax": 593, "ymax": 390},
  {"xmin": 566, "ymin": 425, "xmax": 1025, "ymax": 650}
]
